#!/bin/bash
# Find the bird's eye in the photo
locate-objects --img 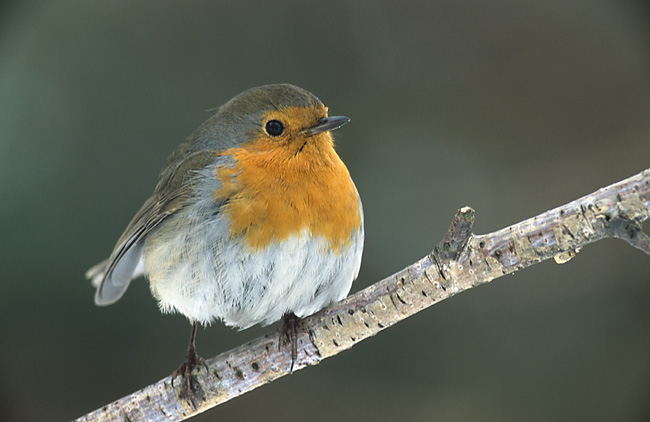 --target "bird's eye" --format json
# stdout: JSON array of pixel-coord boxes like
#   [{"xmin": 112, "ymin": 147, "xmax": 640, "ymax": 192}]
[{"xmin": 265, "ymin": 120, "xmax": 285, "ymax": 137}]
